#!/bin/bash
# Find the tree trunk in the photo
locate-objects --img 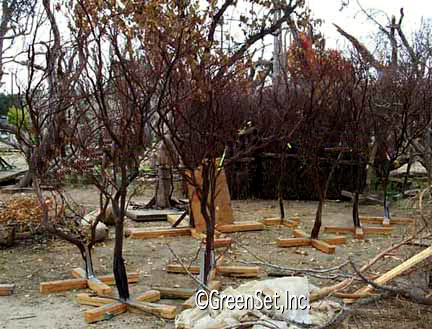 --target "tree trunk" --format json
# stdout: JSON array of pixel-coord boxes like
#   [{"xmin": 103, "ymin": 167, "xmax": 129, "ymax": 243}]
[
  {"xmin": 113, "ymin": 220, "xmax": 129, "ymax": 301},
  {"xmin": 155, "ymin": 165, "xmax": 172, "ymax": 208},
  {"xmin": 353, "ymin": 192, "xmax": 360, "ymax": 228},
  {"xmin": 310, "ymin": 196, "xmax": 323, "ymax": 239},
  {"xmin": 83, "ymin": 244, "xmax": 95, "ymax": 278},
  {"xmin": 16, "ymin": 171, "xmax": 32, "ymax": 188},
  {"xmin": 365, "ymin": 139, "xmax": 378, "ymax": 193},
  {"xmin": 383, "ymin": 176, "xmax": 391, "ymax": 220}
]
